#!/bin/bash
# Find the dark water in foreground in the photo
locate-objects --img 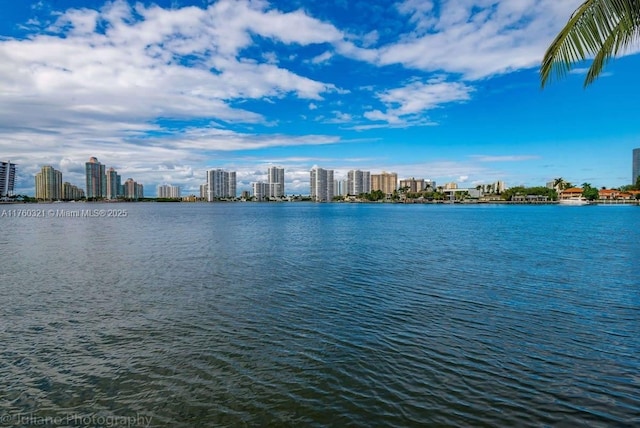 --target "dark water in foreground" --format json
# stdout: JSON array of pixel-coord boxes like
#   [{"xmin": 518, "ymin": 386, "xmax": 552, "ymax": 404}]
[{"xmin": 1, "ymin": 203, "xmax": 639, "ymax": 427}]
